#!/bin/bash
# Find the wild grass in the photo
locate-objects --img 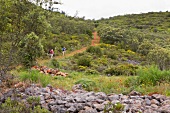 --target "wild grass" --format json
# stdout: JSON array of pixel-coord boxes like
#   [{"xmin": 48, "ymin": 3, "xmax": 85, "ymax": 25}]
[
  {"xmin": 136, "ymin": 65, "xmax": 170, "ymax": 86},
  {"xmin": 15, "ymin": 65, "xmax": 170, "ymax": 96},
  {"xmin": 19, "ymin": 70, "xmax": 52, "ymax": 87}
]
